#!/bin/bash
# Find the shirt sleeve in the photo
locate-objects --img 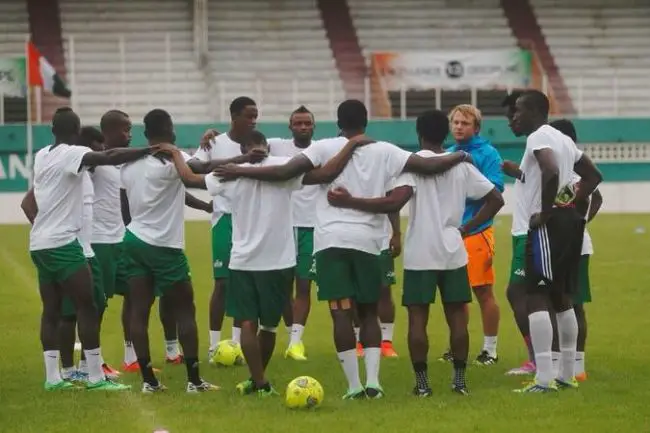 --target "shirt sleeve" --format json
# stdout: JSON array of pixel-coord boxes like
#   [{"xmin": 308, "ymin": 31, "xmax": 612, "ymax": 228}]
[
  {"xmin": 481, "ymin": 148, "xmax": 505, "ymax": 192},
  {"xmin": 204, "ymin": 173, "xmax": 226, "ymax": 197},
  {"xmin": 393, "ymin": 172, "xmax": 417, "ymax": 193},
  {"xmin": 301, "ymin": 140, "xmax": 329, "ymax": 167},
  {"xmin": 384, "ymin": 142, "xmax": 413, "ymax": 179},
  {"xmin": 465, "ymin": 164, "xmax": 496, "ymax": 200},
  {"xmin": 526, "ymin": 130, "xmax": 552, "ymax": 153},
  {"xmin": 64, "ymin": 146, "xmax": 93, "ymax": 176},
  {"xmin": 572, "ymin": 143, "xmax": 584, "ymax": 163},
  {"xmin": 192, "ymin": 146, "xmax": 211, "ymax": 162}
]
